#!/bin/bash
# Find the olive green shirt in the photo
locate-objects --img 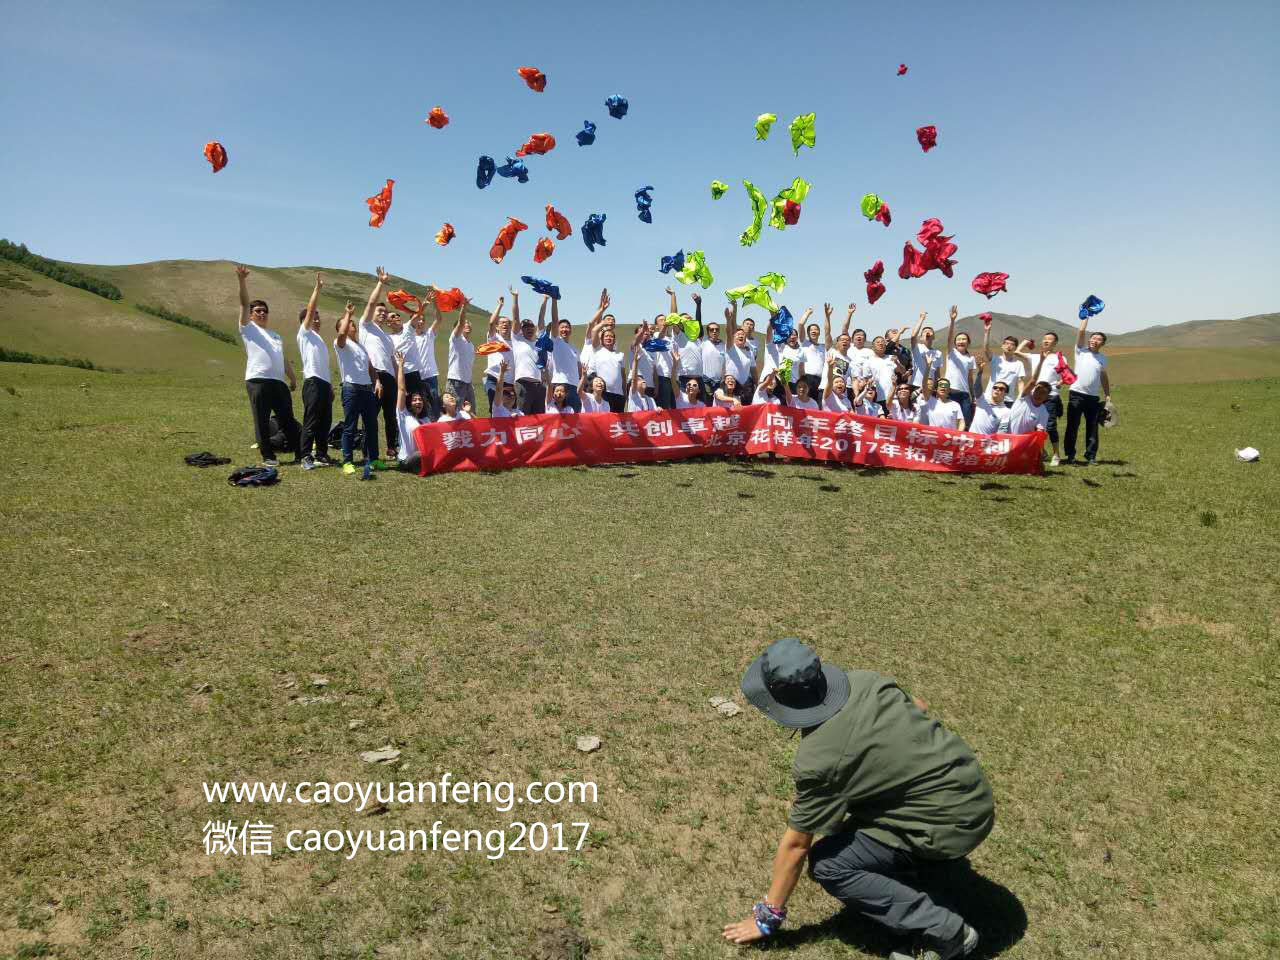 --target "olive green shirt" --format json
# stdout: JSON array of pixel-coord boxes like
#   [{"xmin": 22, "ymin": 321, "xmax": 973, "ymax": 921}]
[{"xmin": 788, "ymin": 670, "xmax": 994, "ymax": 860}]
